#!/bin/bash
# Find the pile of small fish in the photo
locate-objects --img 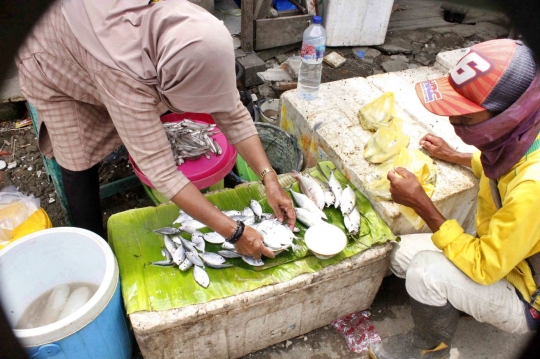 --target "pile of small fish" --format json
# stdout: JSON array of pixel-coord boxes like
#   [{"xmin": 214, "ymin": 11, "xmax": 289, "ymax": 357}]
[
  {"xmin": 164, "ymin": 119, "xmax": 222, "ymax": 165},
  {"xmin": 290, "ymin": 170, "xmax": 361, "ymax": 236},
  {"xmin": 150, "ymin": 200, "xmax": 299, "ymax": 288}
]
